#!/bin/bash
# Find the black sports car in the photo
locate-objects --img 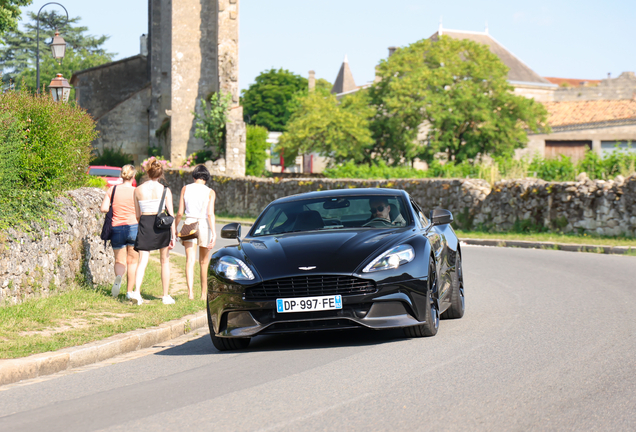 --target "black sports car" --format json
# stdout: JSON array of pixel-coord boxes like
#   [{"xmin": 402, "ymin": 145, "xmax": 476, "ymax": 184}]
[{"xmin": 207, "ymin": 188, "xmax": 465, "ymax": 350}]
